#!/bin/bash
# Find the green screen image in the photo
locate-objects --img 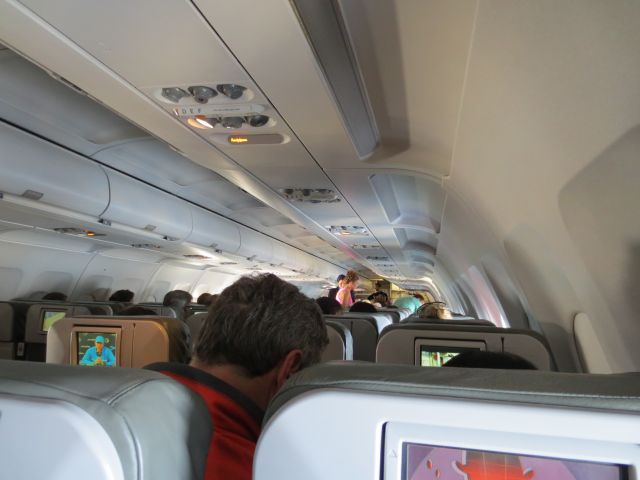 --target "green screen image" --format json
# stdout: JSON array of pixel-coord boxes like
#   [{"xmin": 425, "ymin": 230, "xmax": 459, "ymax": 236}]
[{"xmin": 41, "ymin": 311, "xmax": 66, "ymax": 332}]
